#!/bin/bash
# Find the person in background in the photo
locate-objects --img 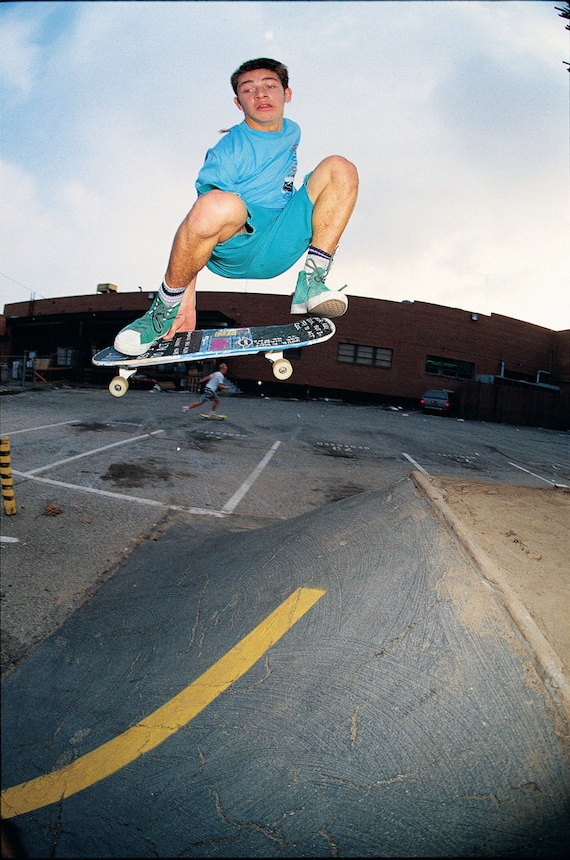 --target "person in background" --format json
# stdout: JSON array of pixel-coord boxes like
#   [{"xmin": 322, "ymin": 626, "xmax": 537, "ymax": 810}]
[{"xmin": 182, "ymin": 363, "xmax": 230, "ymax": 417}]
